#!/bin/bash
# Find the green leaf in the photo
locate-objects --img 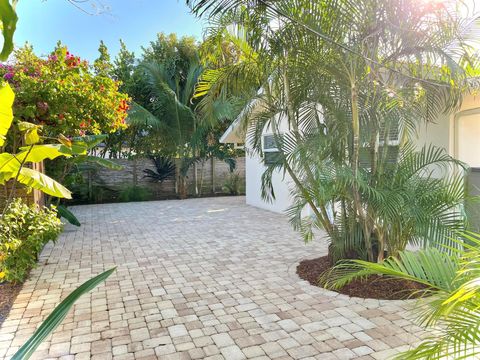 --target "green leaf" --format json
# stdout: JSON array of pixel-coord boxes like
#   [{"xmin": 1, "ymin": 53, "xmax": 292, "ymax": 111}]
[
  {"xmin": 57, "ymin": 134, "xmax": 72, "ymax": 148},
  {"xmin": 0, "ymin": 0, "xmax": 18, "ymax": 61},
  {"xmin": 0, "ymin": 145, "xmax": 73, "ymax": 184},
  {"xmin": 76, "ymin": 155, "xmax": 123, "ymax": 170},
  {"xmin": 18, "ymin": 122, "xmax": 41, "ymax": 145},
  {"xmin": 57, "ymin": 205, "xmax": 81, "ymax": 227},
  {"xmin": 16, "ymin": 168, "xmax": 72, "ymax": 199},
  {"xmin": 0, "ymin": 152, "xmax": 16, "ymax": 174},
  {"xmin": 71, "ymin": 134, "xmax": 108, "ymax": 150},
  {"xmin": 16, "ymin": 145, "xmax": 72, "ymax": 164},
  {"xmin": 11, "ymin": 268, "xmax": 115, "ymax": 360},
  {"xmin": 0, "ymin": 82, "xmax": 14, "ymax": 147}
]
